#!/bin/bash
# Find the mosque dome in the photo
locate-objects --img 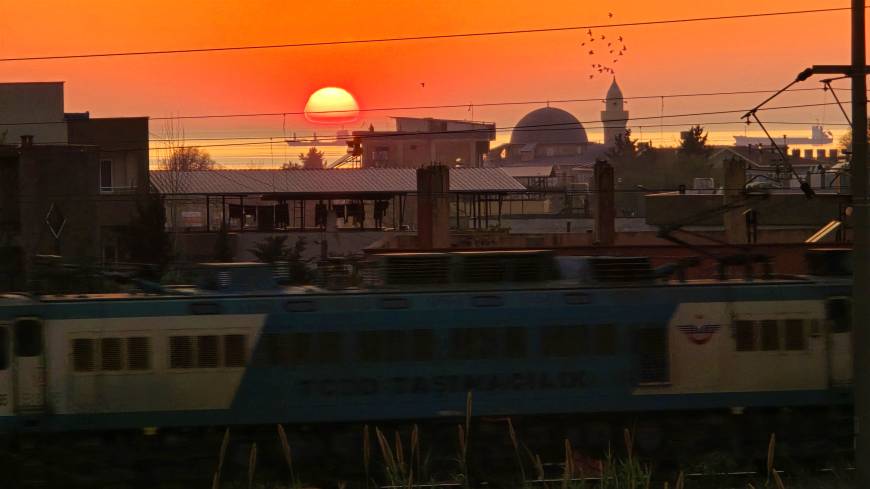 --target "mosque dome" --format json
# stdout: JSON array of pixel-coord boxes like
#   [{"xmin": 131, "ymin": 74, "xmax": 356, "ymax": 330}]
[
  {"xmin": 510, "ymin": 107, "xmax": 589, "ymax": 145},
  {"xmin": 606, "ymin": 78, "xmax": 624, "ymax": 100}
]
